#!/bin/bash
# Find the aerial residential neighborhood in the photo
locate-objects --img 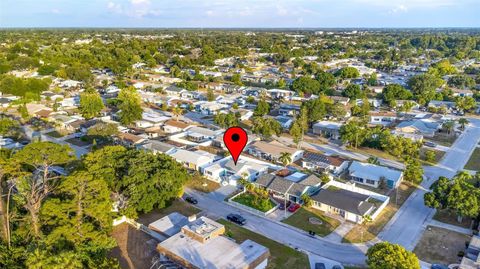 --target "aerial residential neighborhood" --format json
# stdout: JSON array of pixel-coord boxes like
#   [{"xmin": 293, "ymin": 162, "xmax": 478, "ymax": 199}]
[{"xmin": 1, "ymin": 1, "xmax": 480, "ymax": 269}]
